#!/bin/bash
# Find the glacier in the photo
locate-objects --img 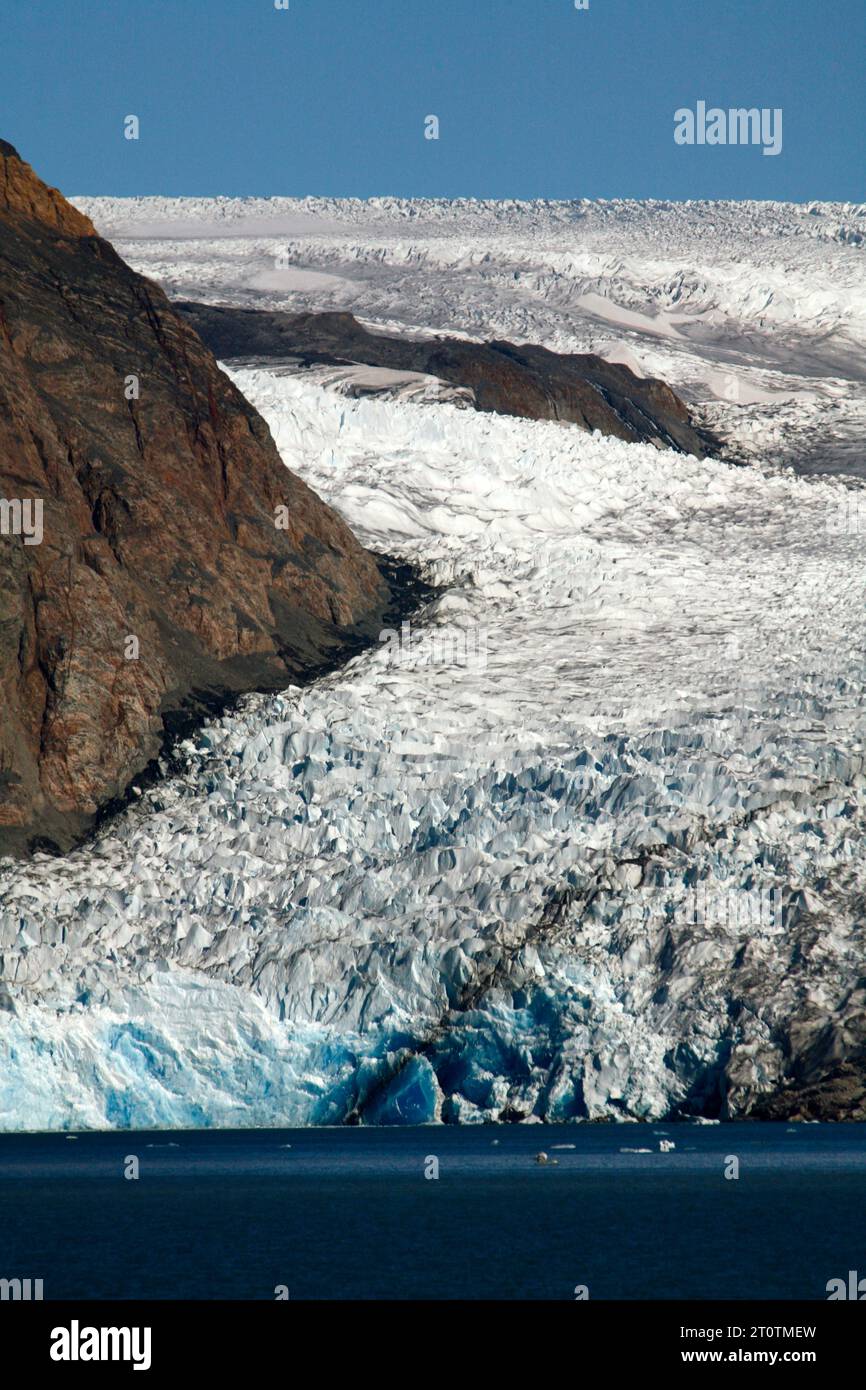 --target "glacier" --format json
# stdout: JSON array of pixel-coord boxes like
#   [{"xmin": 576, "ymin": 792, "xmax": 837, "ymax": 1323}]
[{"xmin": 1, "ymin": 196, "xmax": 865, "ymax": 1129}]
